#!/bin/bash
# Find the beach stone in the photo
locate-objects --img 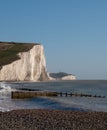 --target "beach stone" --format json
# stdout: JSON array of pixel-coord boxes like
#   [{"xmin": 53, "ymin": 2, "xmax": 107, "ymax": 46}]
[{"xmin": 0, "ymin": 109, "xmax": 107, "ymax": 130}]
